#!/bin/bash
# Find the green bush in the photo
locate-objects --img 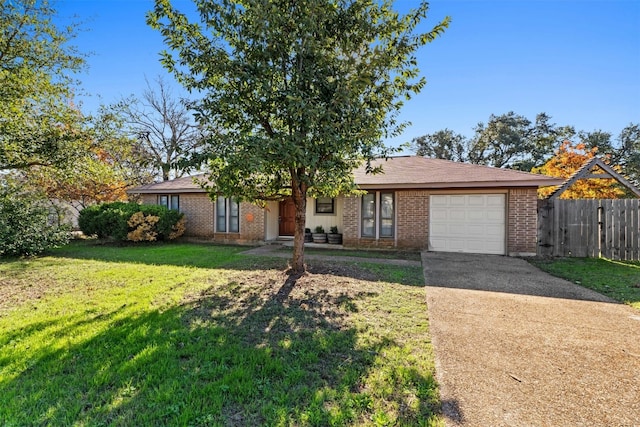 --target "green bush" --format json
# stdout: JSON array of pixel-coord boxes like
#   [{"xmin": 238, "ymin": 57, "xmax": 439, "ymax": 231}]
[
  {"xmin": 0, "ymin": 185, "xmax": 70, "ymax": 257},
  {"xmin": 78, "ymin": 202, "xmax": 185, "ymax": 242}
]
